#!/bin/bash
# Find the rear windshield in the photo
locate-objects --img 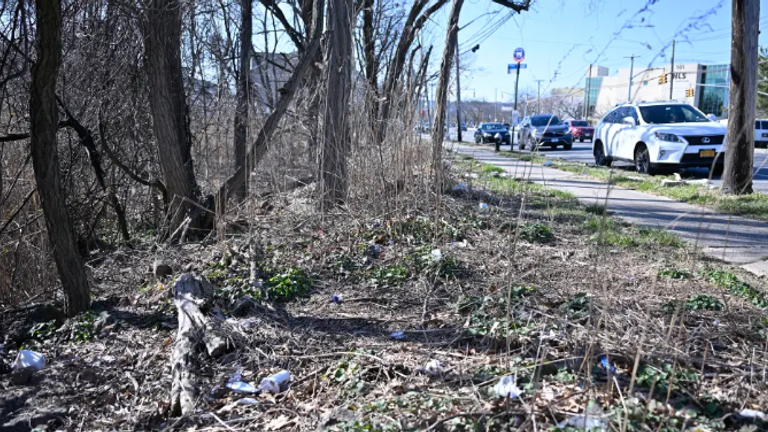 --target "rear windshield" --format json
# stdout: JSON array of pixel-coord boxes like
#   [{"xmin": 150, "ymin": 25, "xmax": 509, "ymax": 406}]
[
  {"xmin": 571, "ymin": 120, "xmax": 589, "ymax": 127},
  {"xmin": 757, "ymin": 121, "xmax": 768, "ymax": 130},
  {"xmin": 531, "ymin": 116, "xmax": 561, "ymax": 127}
]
